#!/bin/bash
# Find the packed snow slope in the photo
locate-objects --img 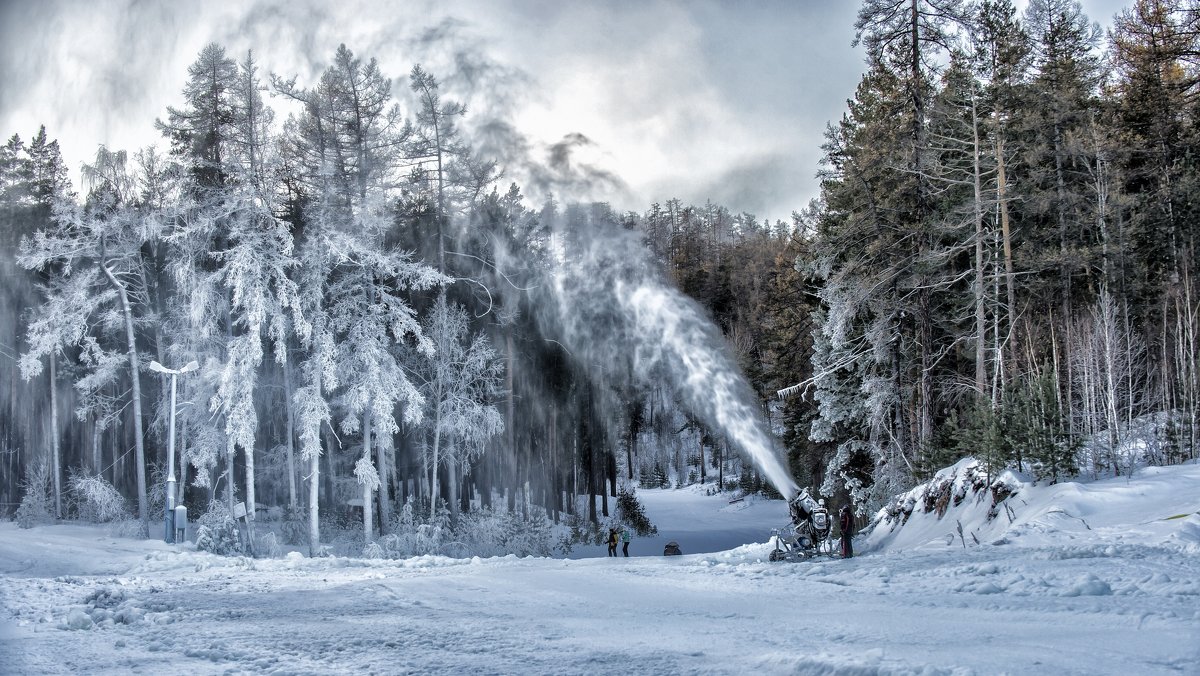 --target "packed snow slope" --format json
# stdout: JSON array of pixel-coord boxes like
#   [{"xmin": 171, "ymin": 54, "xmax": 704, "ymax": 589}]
[{"xmin": 2, "ymin": 468, "xmax": 1199, "ymax": 675}]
